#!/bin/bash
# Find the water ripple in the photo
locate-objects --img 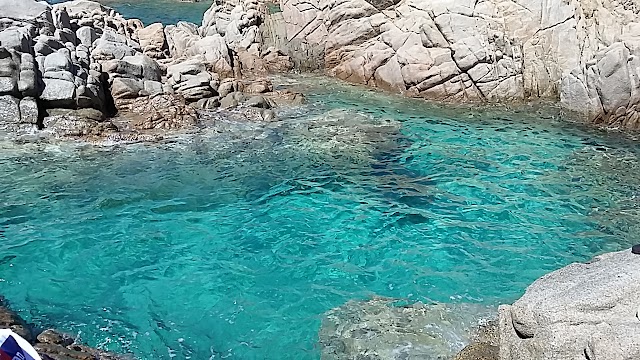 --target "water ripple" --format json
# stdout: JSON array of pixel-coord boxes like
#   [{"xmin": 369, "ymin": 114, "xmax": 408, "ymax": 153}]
[{"xmin": 0, "ymin": 76, "xmax": 639, "ymax": 359}]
